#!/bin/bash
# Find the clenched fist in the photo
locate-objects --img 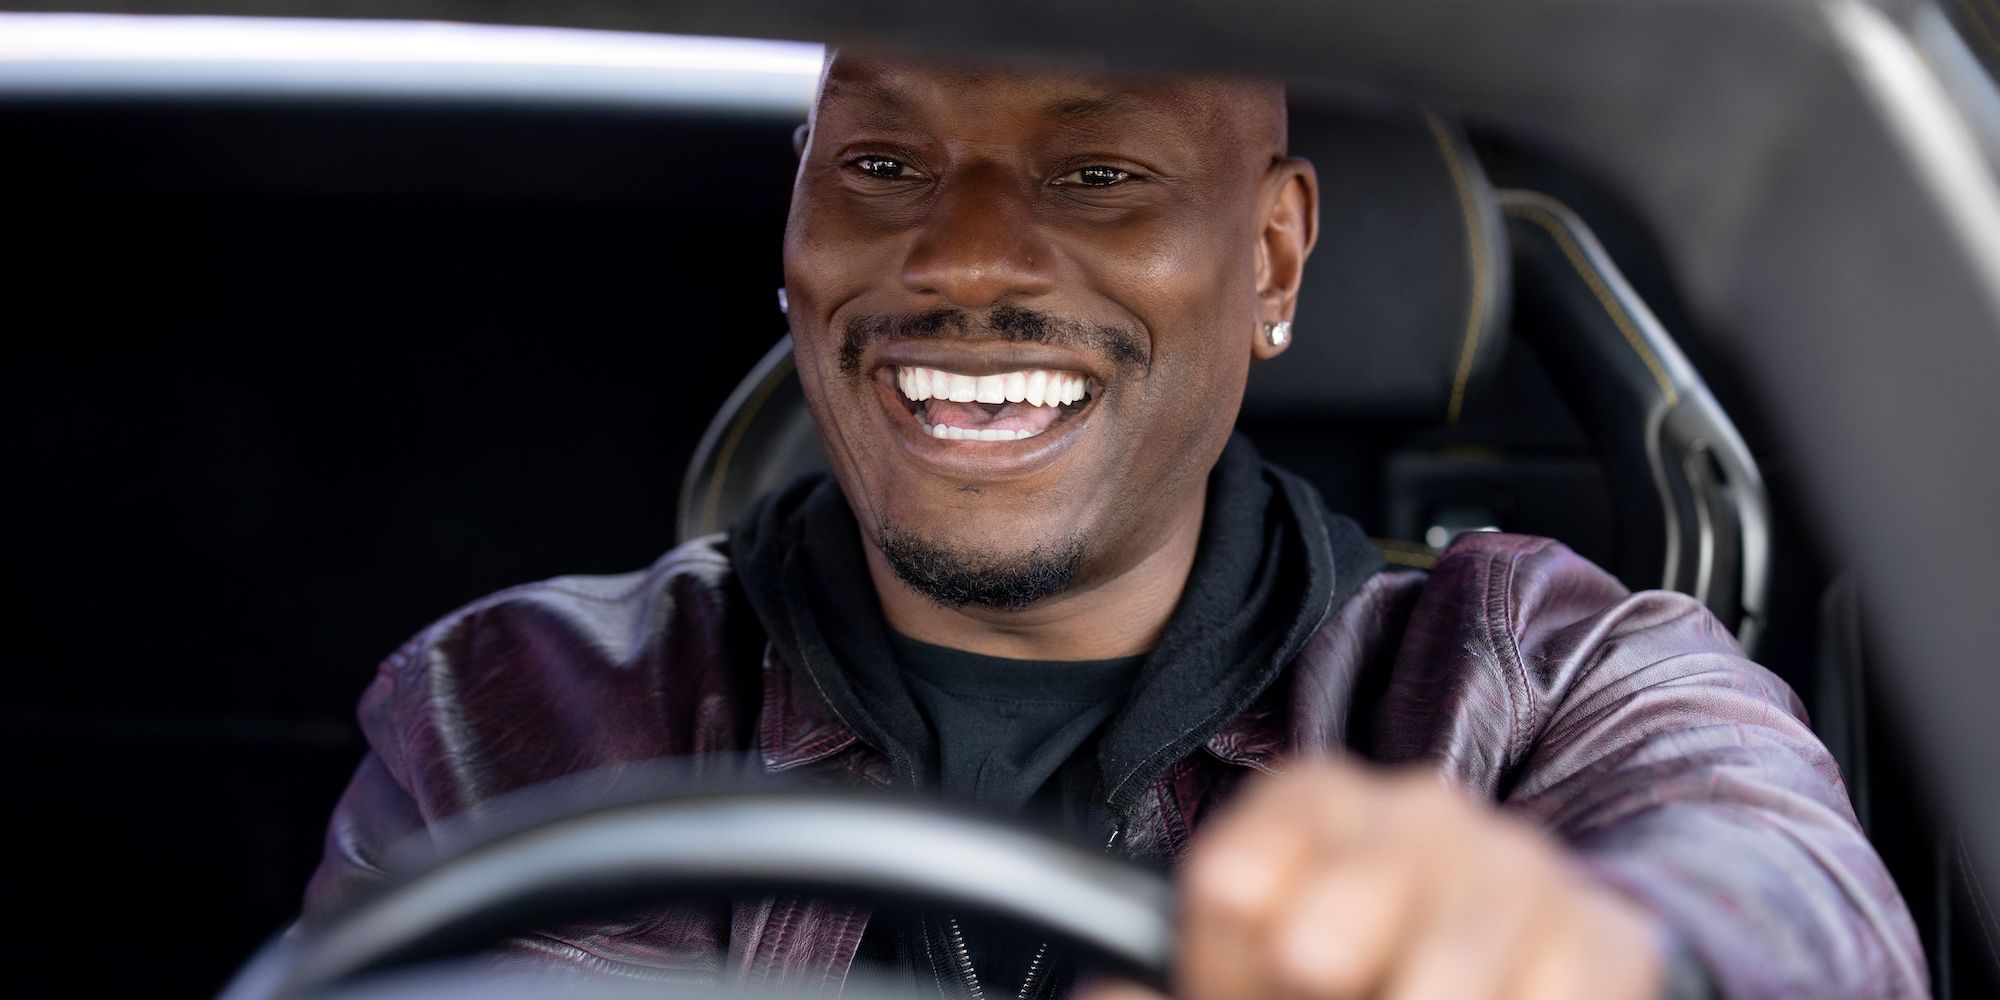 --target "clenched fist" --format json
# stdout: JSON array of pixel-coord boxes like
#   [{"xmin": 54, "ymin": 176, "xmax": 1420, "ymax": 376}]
[{"xmin": 1085, "ymin": 758, "xmax": 1669, "ymax": 1000}]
